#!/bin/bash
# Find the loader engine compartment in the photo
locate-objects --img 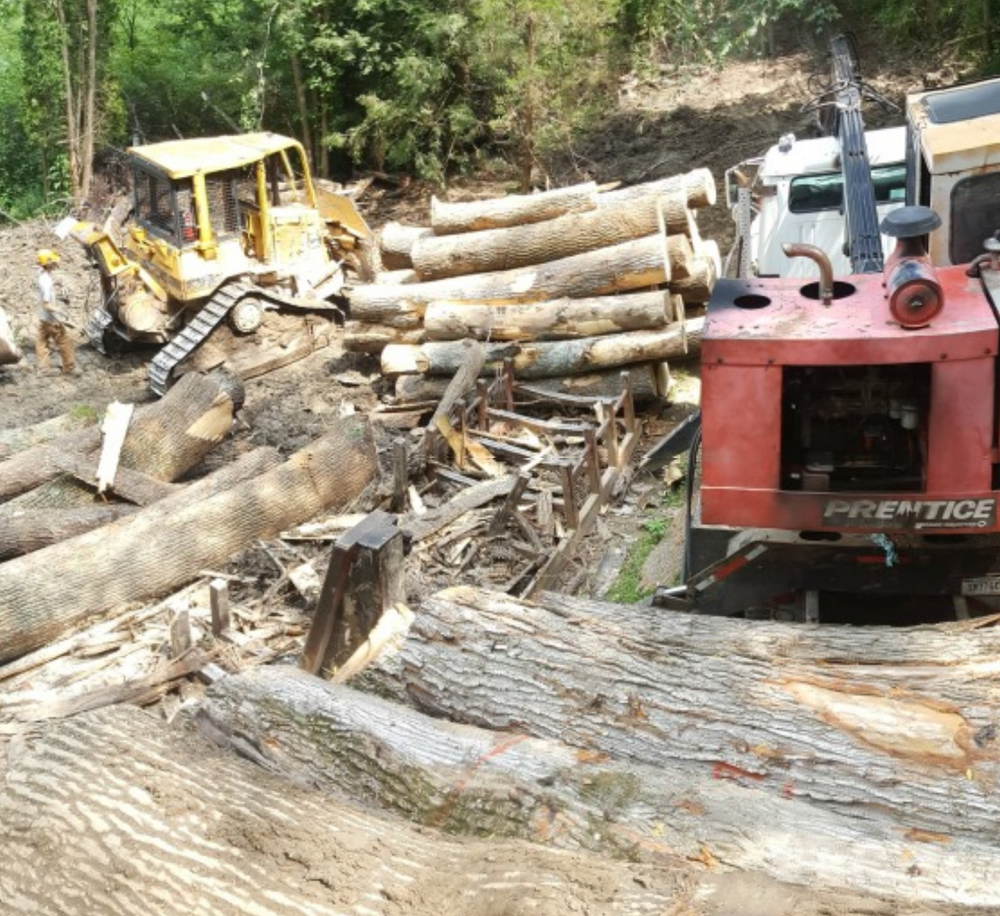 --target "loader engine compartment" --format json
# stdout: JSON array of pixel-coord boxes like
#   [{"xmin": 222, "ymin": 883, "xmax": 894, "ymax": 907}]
[{"xmin": 780, "ymin": 364, "xmax": 930, "ymax": 493}]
